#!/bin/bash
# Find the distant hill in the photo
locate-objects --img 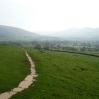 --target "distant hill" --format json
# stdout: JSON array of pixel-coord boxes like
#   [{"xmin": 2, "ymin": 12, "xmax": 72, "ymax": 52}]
[
  {"xmin": 1, "ymin": 25, "xmax": 99, "ymax": 42},
  {"xmin": 0, "ymin": 25, "xmax": 41, "ymax": 41},
  {"xmin": 49, "ymin": 27, "xmax": 99, "ymax": 39},
  {"xmin": 0, "ymin": 25, "xmax": 58, "ymax": 41}
]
